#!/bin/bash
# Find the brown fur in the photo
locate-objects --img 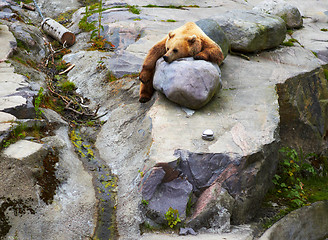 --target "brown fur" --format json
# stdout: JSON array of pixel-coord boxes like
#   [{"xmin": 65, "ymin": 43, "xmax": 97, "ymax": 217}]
[{"xmin": 139, "ymin": 22, "xmax": 224, "ymax": 103}]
